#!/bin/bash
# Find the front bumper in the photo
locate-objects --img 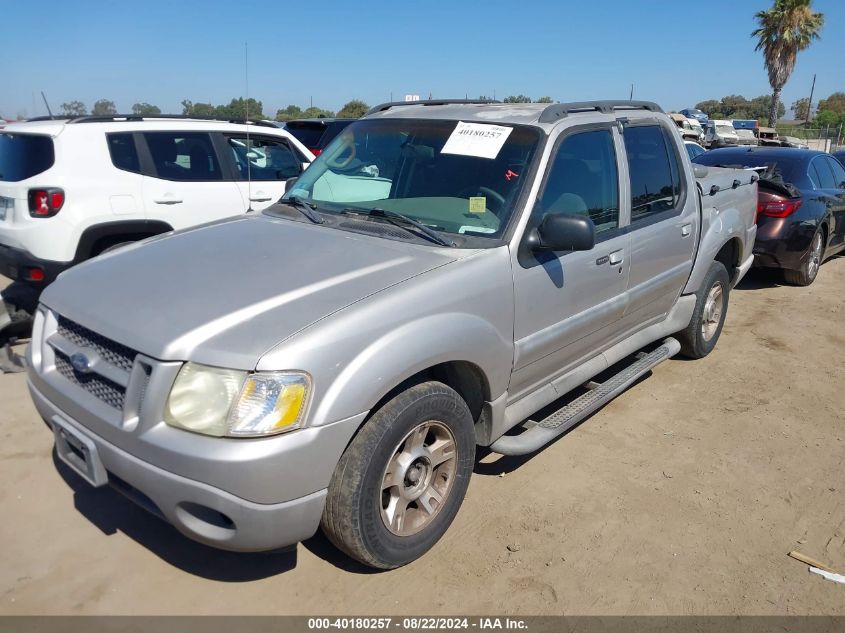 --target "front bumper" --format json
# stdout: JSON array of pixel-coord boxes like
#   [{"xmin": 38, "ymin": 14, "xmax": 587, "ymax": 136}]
[
  {"xmin": 0, "ymin": 242, "xmax": 69, "ymax": 285},
  {"xmin": 28, "ymin": 369, "xmax": 366, "ymax": 552}
]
